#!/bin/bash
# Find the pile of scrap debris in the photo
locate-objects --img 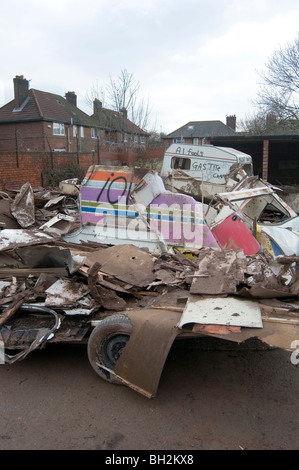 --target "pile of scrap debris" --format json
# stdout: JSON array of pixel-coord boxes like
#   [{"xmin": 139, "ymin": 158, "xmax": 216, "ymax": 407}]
[
  {"xmin": 0, "ymin": 170, "xmax": 299, "ymax": 398},
  {"xmin": 0, "ymin": 179, "xmax": 80, "ymax": 235}
]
